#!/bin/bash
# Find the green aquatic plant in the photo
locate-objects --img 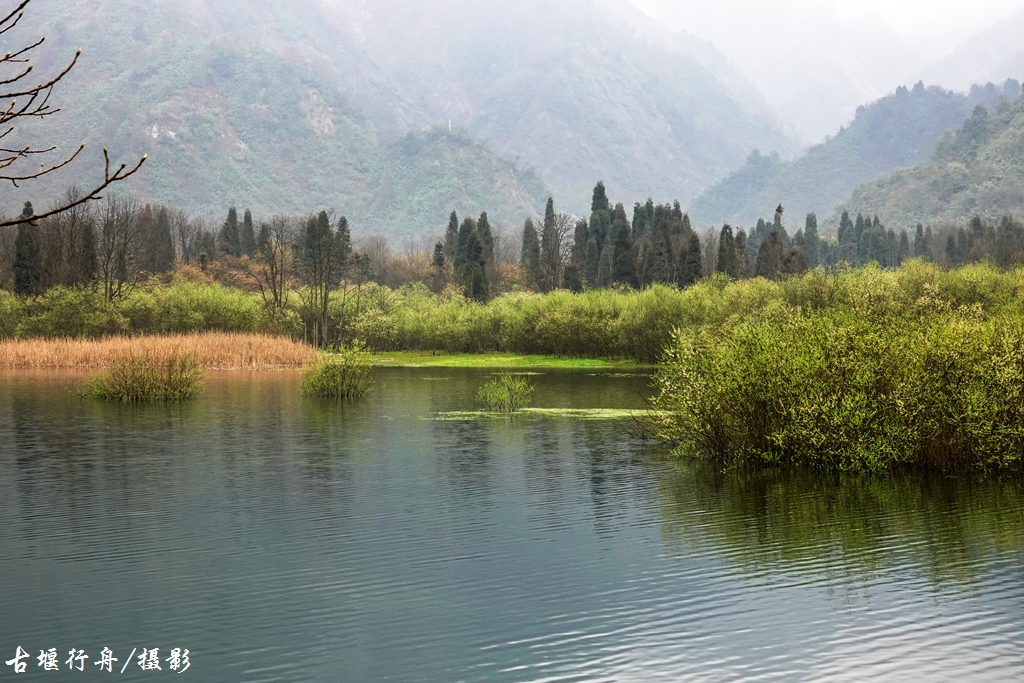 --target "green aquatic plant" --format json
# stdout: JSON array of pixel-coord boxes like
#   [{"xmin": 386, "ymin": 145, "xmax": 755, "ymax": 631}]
[
  {"xmin": 476, "ymin": 373, "xmax": 535, "ymax": 413},
  {"xmin": 300, "ymin": 346, "xmax": 373, "ymax": 398},
  {"xmin": 83, "ymin": 350, "xmax": 205, "ymax": 401}
]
